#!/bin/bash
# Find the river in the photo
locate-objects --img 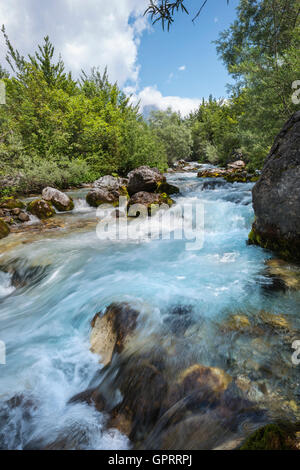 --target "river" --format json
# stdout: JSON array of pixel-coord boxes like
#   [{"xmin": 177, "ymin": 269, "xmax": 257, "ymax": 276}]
[{"xmin": 0, "ymin": 167, "xmax": 299, "ymax": 449}]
